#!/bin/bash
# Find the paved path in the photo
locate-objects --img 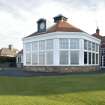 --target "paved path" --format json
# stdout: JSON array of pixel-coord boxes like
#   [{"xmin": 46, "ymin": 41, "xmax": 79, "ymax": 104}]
[
  {"xmin": 0, "ymin": 69, "xmax": 103, "ymax": 77},
  {"xmin": 0, "ymin": 70, "xmax": 69, "ymax": 77}
]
